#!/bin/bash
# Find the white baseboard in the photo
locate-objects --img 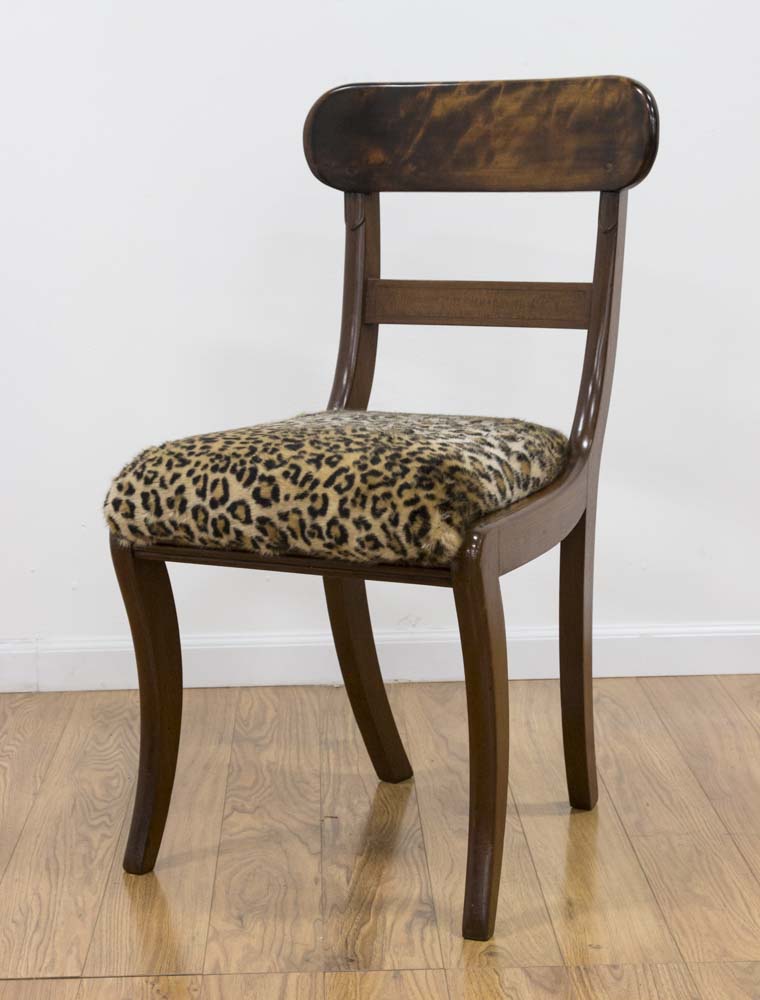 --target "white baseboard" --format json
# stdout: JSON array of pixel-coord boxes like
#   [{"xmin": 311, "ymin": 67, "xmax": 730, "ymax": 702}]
[{"xmin": 1, "ymin": 622, "xmax": 758, "ymax": 692}]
